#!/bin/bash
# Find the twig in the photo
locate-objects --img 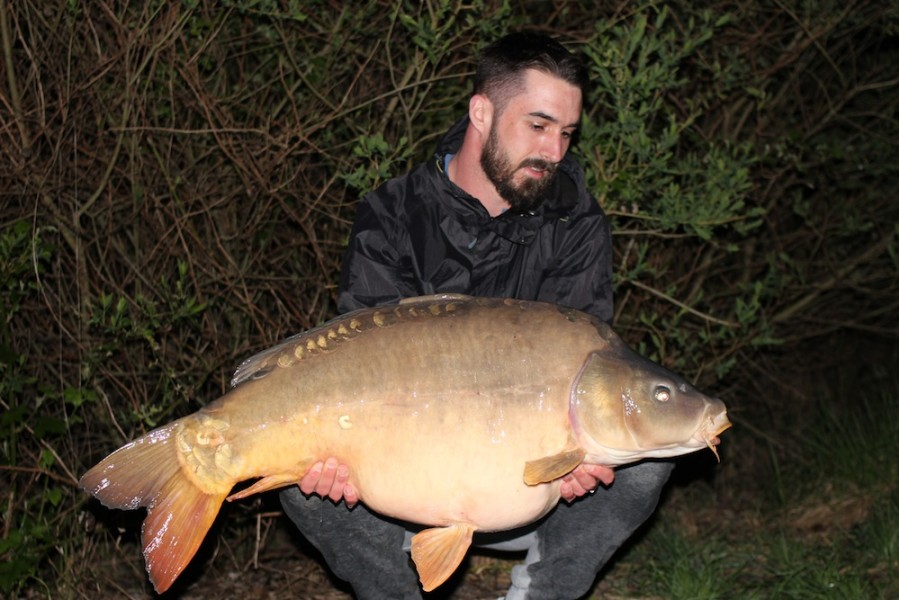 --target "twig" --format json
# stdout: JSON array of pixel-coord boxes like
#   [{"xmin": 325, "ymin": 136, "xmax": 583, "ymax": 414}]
[
  {"xmin": 628, "ymin": 279, "xmax": 739, "ymax": 328},
  {"xmin": 0, "ymin": 0, "xmax": 30, "ymax": 150},
  {"xmin": 771, "ymin": 227, "xmax": 897, "ymax": 324},
  {"xmin": 1, "ymin": 464, "xmax": 76, "ymax": 486}
]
